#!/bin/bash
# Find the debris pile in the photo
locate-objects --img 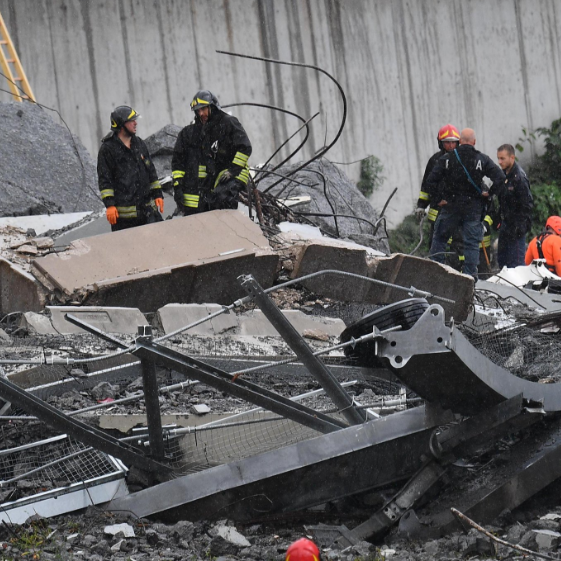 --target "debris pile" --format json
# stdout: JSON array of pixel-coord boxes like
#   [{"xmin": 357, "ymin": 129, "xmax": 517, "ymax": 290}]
[
  {"xmin": 256, "ymin": 159, "xmax": 390, "ymax": 253},
  {"xmin": 0, "ymin": 102, "xmax": 102, "ymax": 216},
  {"xmin": 143, "ymin": 124, "xmax": 181, "ymax": 179},
  {"xmin": 2, "ymin": 68, "xmax": 561, "ymax": 561}
]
